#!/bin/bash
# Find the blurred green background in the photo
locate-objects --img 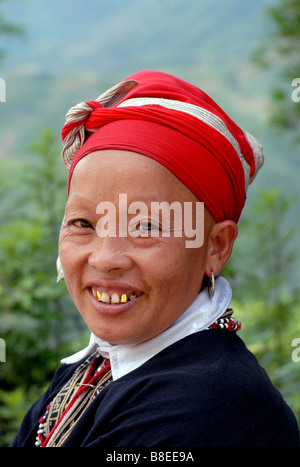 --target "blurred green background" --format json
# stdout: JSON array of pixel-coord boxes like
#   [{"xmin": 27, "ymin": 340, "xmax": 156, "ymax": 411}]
[{"xmin": 0, "ymin": 0, "xmax": 299, "ymax": 446}]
